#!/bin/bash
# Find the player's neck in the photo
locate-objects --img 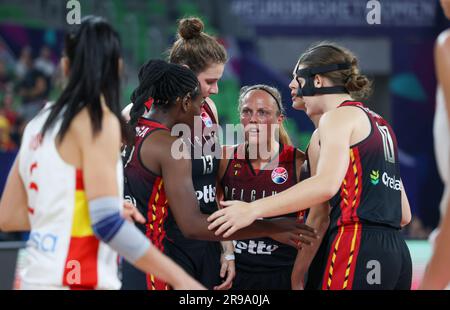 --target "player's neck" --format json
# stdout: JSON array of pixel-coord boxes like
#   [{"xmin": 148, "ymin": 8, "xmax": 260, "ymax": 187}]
[
  {"xmin": 248, "ymin": 139, "xmax": 280, "ymax": 166},
  {"xmin": 146, "ymin": 109, "xmax": 176, "ymax": 129},
  {"xmin": 322, "ymin": 94, "xmax": 354, "ymax": 113}
]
